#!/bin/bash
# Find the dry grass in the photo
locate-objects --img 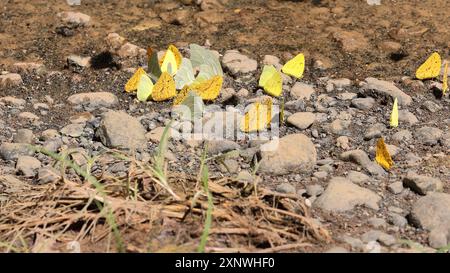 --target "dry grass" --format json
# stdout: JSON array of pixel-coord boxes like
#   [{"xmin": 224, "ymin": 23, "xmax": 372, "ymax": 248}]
[{"xmin": 0, "ymin": 132, "xmax": 331, "ymax": 253}]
